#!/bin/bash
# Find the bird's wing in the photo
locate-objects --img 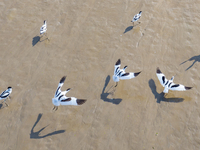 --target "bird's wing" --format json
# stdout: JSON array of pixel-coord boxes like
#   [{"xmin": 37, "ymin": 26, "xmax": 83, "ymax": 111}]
[
  {"xmin": 40, "ymin": 24, "xmax": 47, "ymax": 33},
  {"xmin": 169, "ymin": 83, "xmax": 192, "ymax": 91},
  {"xmin": 0, "ymin": 90, "xmax": 10, "ymax": 99},
  {"xmin": 133, "ymin": 14, "xmax": 140, "ymax": 20},
  {"xmin": 134, "ymin": 14, "xmax": 138, "ymax": 19},
  {"xmin": 40, "ymin": 25, "xmax": 45, "ymax": 31},
  {"xmin": 114, "ymin": 59, "xmax": 121, "ymax": 75},
  {"xmin": 119, "ymin": 71, "xmax": 141, "ymax": 80},
  {"xmin": 55, "ymin": 76, "xmax": 66, "ymax": 97},
  {"xmin": 76, "ymin": 99, "xmax": 87, "ymax": 105},
  {"xmin": 156, "ymin": 67, "xmax": 168, "ymax": 87},
  {"xmin": 61, "ymin": 88, "xmax": 71, "ymax": 96},
  {"xmin": 60, "ymin": 97, "xmax": 86, "ymax": 106}
]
